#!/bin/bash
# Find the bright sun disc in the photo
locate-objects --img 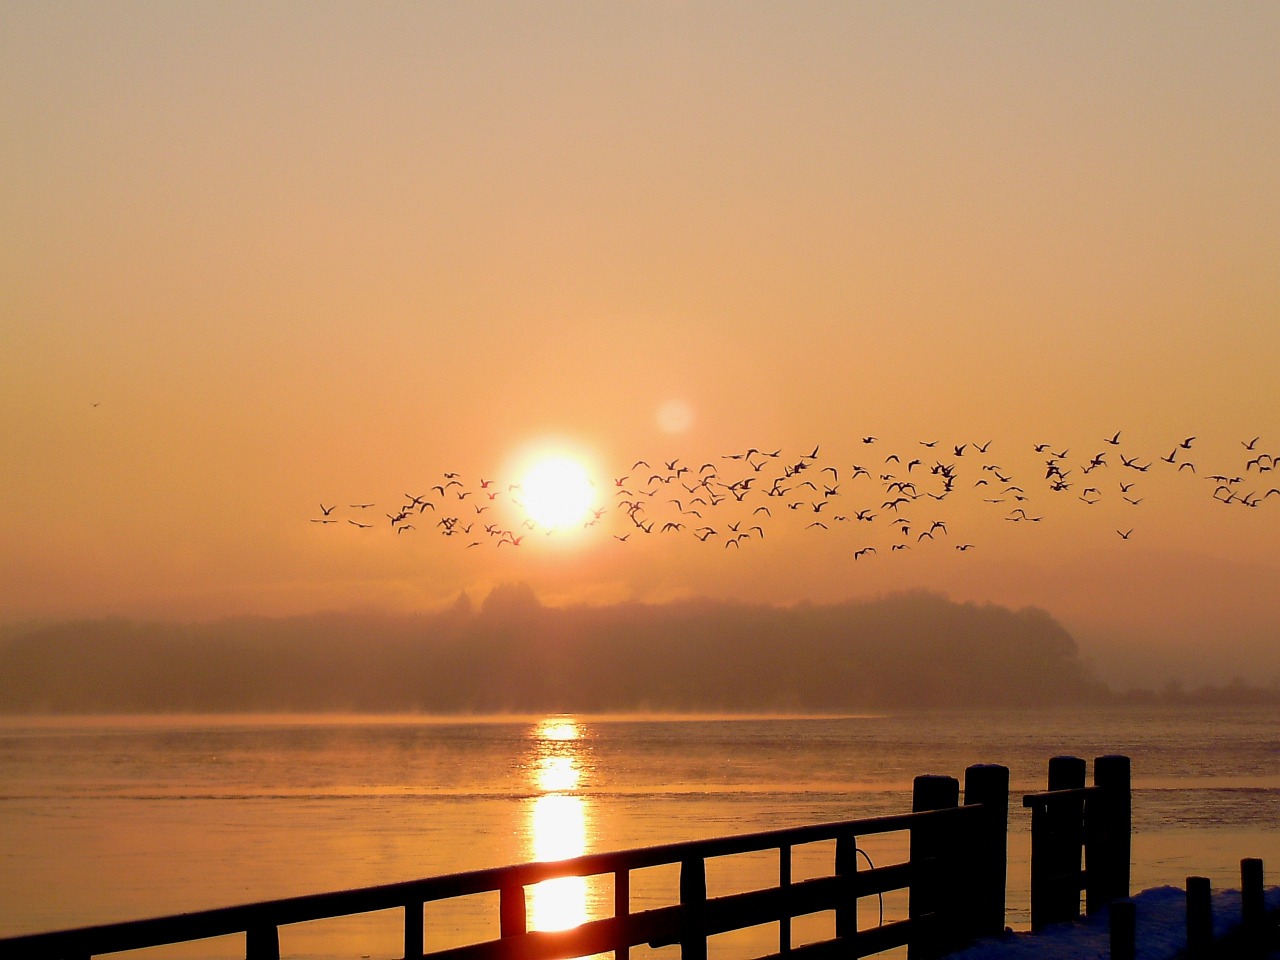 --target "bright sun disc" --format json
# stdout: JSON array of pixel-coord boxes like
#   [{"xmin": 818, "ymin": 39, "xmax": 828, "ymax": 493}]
[{"xmin": 520, "ymin": 457, "xmax": 597, "ymax": 529}]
